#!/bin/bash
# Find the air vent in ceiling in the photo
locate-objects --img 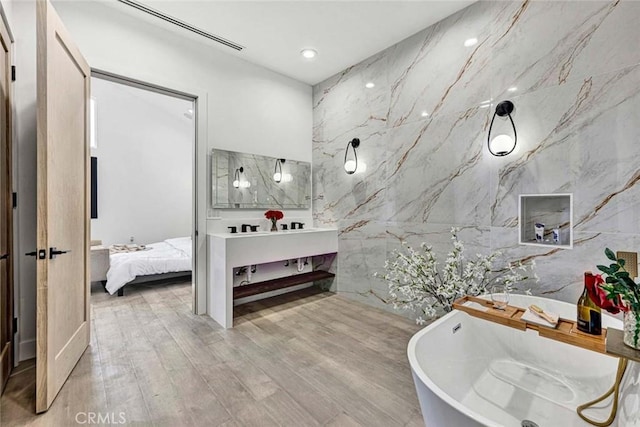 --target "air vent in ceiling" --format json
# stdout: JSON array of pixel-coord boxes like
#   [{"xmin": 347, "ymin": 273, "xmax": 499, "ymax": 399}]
[{"xmin": 116, "ymin": 0, "xmax": 244, "ymax": 51}]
